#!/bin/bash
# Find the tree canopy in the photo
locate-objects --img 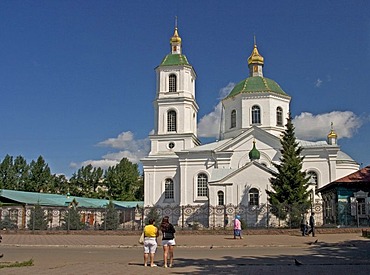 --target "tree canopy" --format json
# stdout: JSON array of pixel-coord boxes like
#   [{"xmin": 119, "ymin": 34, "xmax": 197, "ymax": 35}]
[{"xmin": 0, "ymin": 155, "xmax": 143, "ymax": 201}]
